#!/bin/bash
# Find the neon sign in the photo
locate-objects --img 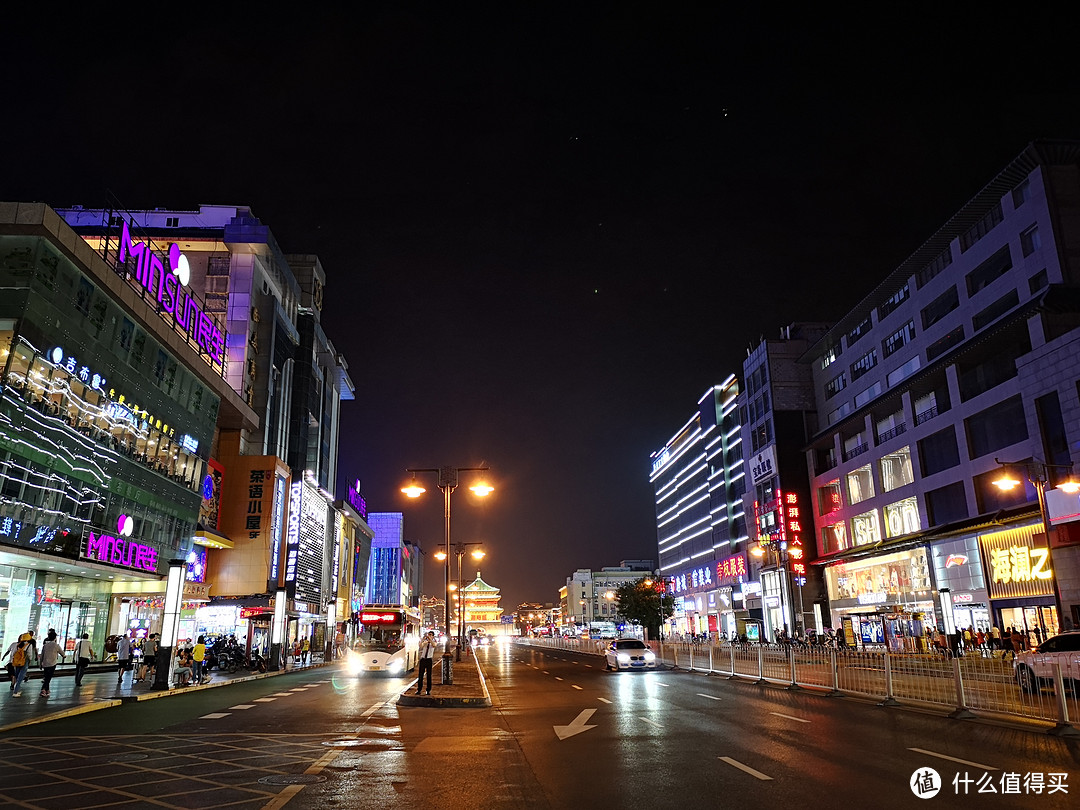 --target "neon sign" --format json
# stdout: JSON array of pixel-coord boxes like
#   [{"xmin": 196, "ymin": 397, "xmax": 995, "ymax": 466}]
[
  {"xmin": 83, "ymin": 514, "xmax": 158, "ymax": 573},
  {"xmin": 346, "ymin": 478, "xmax": 367, "ymax": 519},
  {"xmin": 284, "ymin": 481, "xmax": 302, "ymax": 583},
  {"xmin": 118, "ymin": 220, "xmax": 225, "ymax": 363},
  {"xmin": 360, "ymin": 612, "xmax": 399, "ymax": 624}
]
